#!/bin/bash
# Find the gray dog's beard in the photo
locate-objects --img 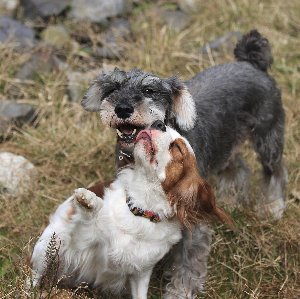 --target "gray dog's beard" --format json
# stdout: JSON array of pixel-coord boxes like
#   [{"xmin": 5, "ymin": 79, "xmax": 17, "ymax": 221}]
[{"xmin": 116, "ymin": 140, "xmax": 135, "ymax": 169}]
